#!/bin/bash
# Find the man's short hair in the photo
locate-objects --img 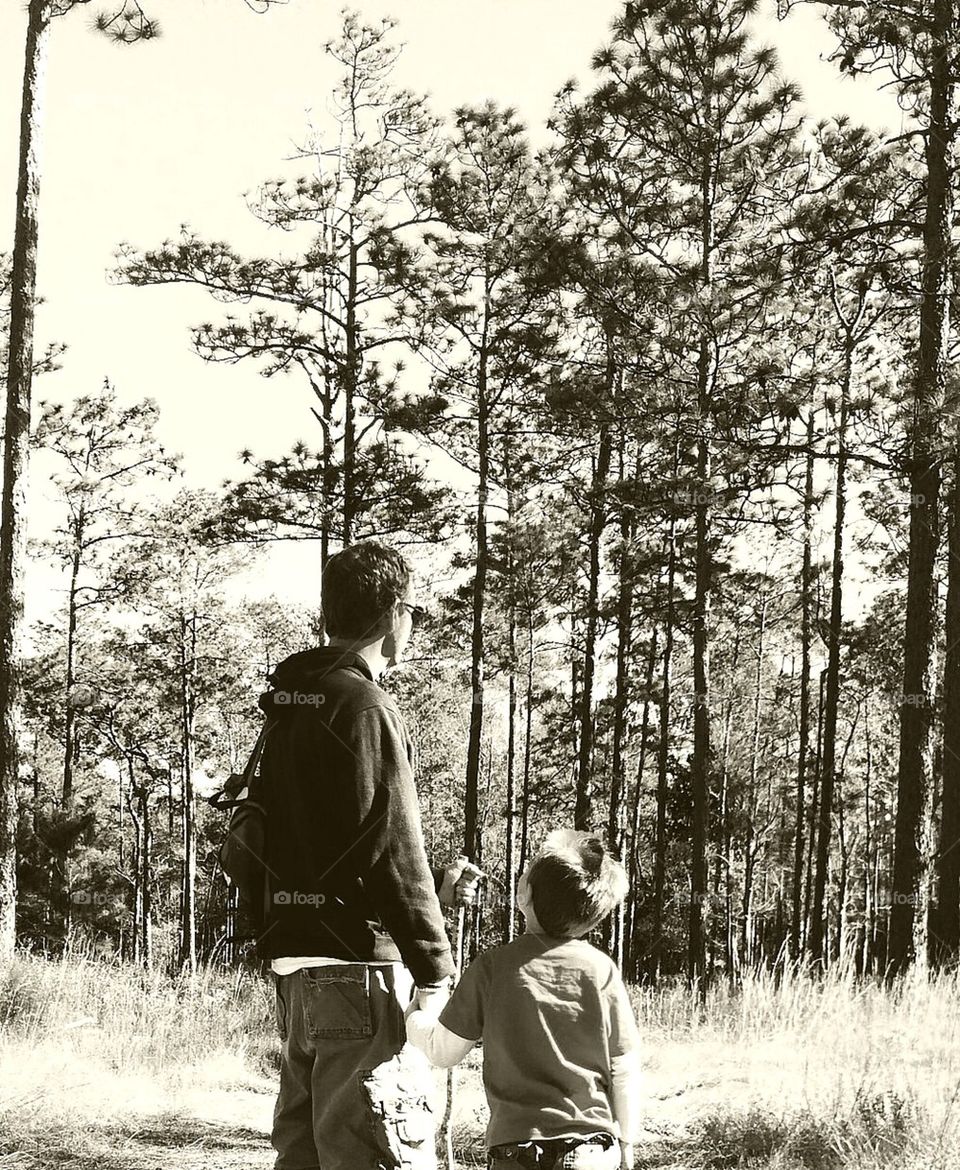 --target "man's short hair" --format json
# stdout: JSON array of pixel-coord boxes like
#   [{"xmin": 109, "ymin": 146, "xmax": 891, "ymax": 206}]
[
  {"xmin": 321, "ymin": 541, "xmax": 412, "ymax": 641},
  {"xmin": 526, "ymin": 830, "xmax": 628, "ymax": 939}
]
